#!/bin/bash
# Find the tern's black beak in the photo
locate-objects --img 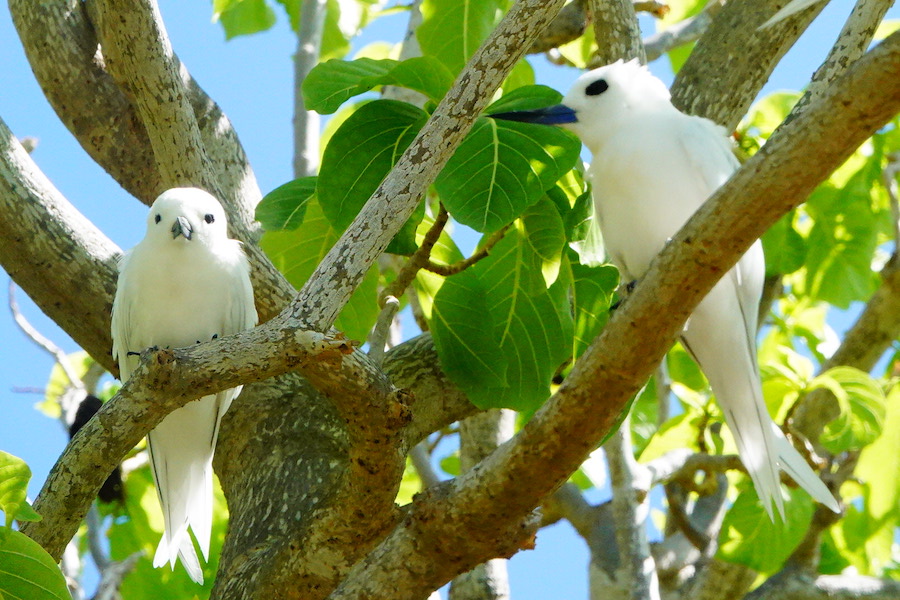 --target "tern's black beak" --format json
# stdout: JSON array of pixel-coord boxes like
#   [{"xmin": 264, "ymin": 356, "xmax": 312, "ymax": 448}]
[
  {"xmin": 171, "ymin": 216, "xmax": 193, "ymax": 240},
  {"xmin": 487, "ymin": 104, "xmax": 578, "ymax": 125}
]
